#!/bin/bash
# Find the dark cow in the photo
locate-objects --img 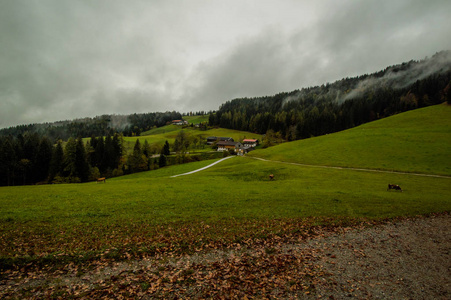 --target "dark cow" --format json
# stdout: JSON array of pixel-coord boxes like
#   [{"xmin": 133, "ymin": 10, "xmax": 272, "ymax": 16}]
[
  {"xmin": 97, "ymin": 177, "xmax": 106, "ymax": 184},
  {"xmin": 387, "ymin": 184, "xmax": 402, "ymax": 192},
  {"xmin": 269, "ymin": 174, "xmax": 274, "ymax": 181}
]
